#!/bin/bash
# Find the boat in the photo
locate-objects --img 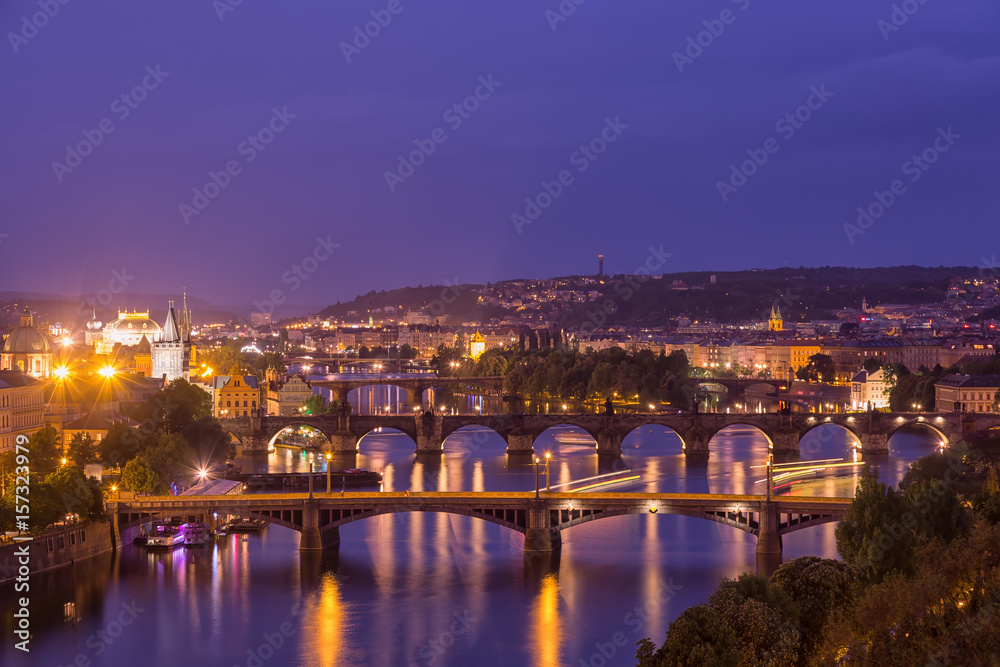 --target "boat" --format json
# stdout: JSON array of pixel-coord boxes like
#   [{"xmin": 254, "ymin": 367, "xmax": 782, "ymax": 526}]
[
  {"xmin": 146, "ymin": 523, "xmax": 188, "ymax": 549},
  {"xmin": 184, "ymin": 523, "xmax": 210, "ymax": 547},
  {"xmin": 553, "ymin": 432, "xmax": 596, "ymax": 445},
  {"xmin": 243, "ymin": 469, "xmax": 382, "ymax": 490},
  {"xmin": 225, "ymin": 518, "xmax": 269, "ymax": 532}
]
